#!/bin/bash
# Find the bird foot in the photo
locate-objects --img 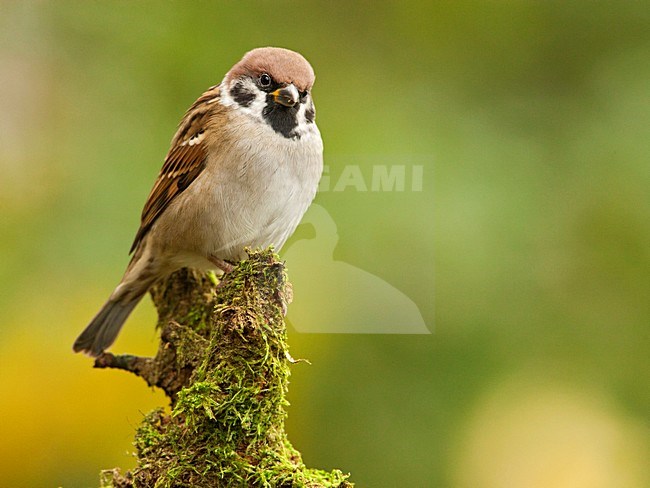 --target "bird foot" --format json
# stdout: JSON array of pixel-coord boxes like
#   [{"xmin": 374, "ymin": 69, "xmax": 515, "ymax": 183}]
[{"xmin": 208, "ymin": 255, "xmax": 235, "ymax": 274}]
